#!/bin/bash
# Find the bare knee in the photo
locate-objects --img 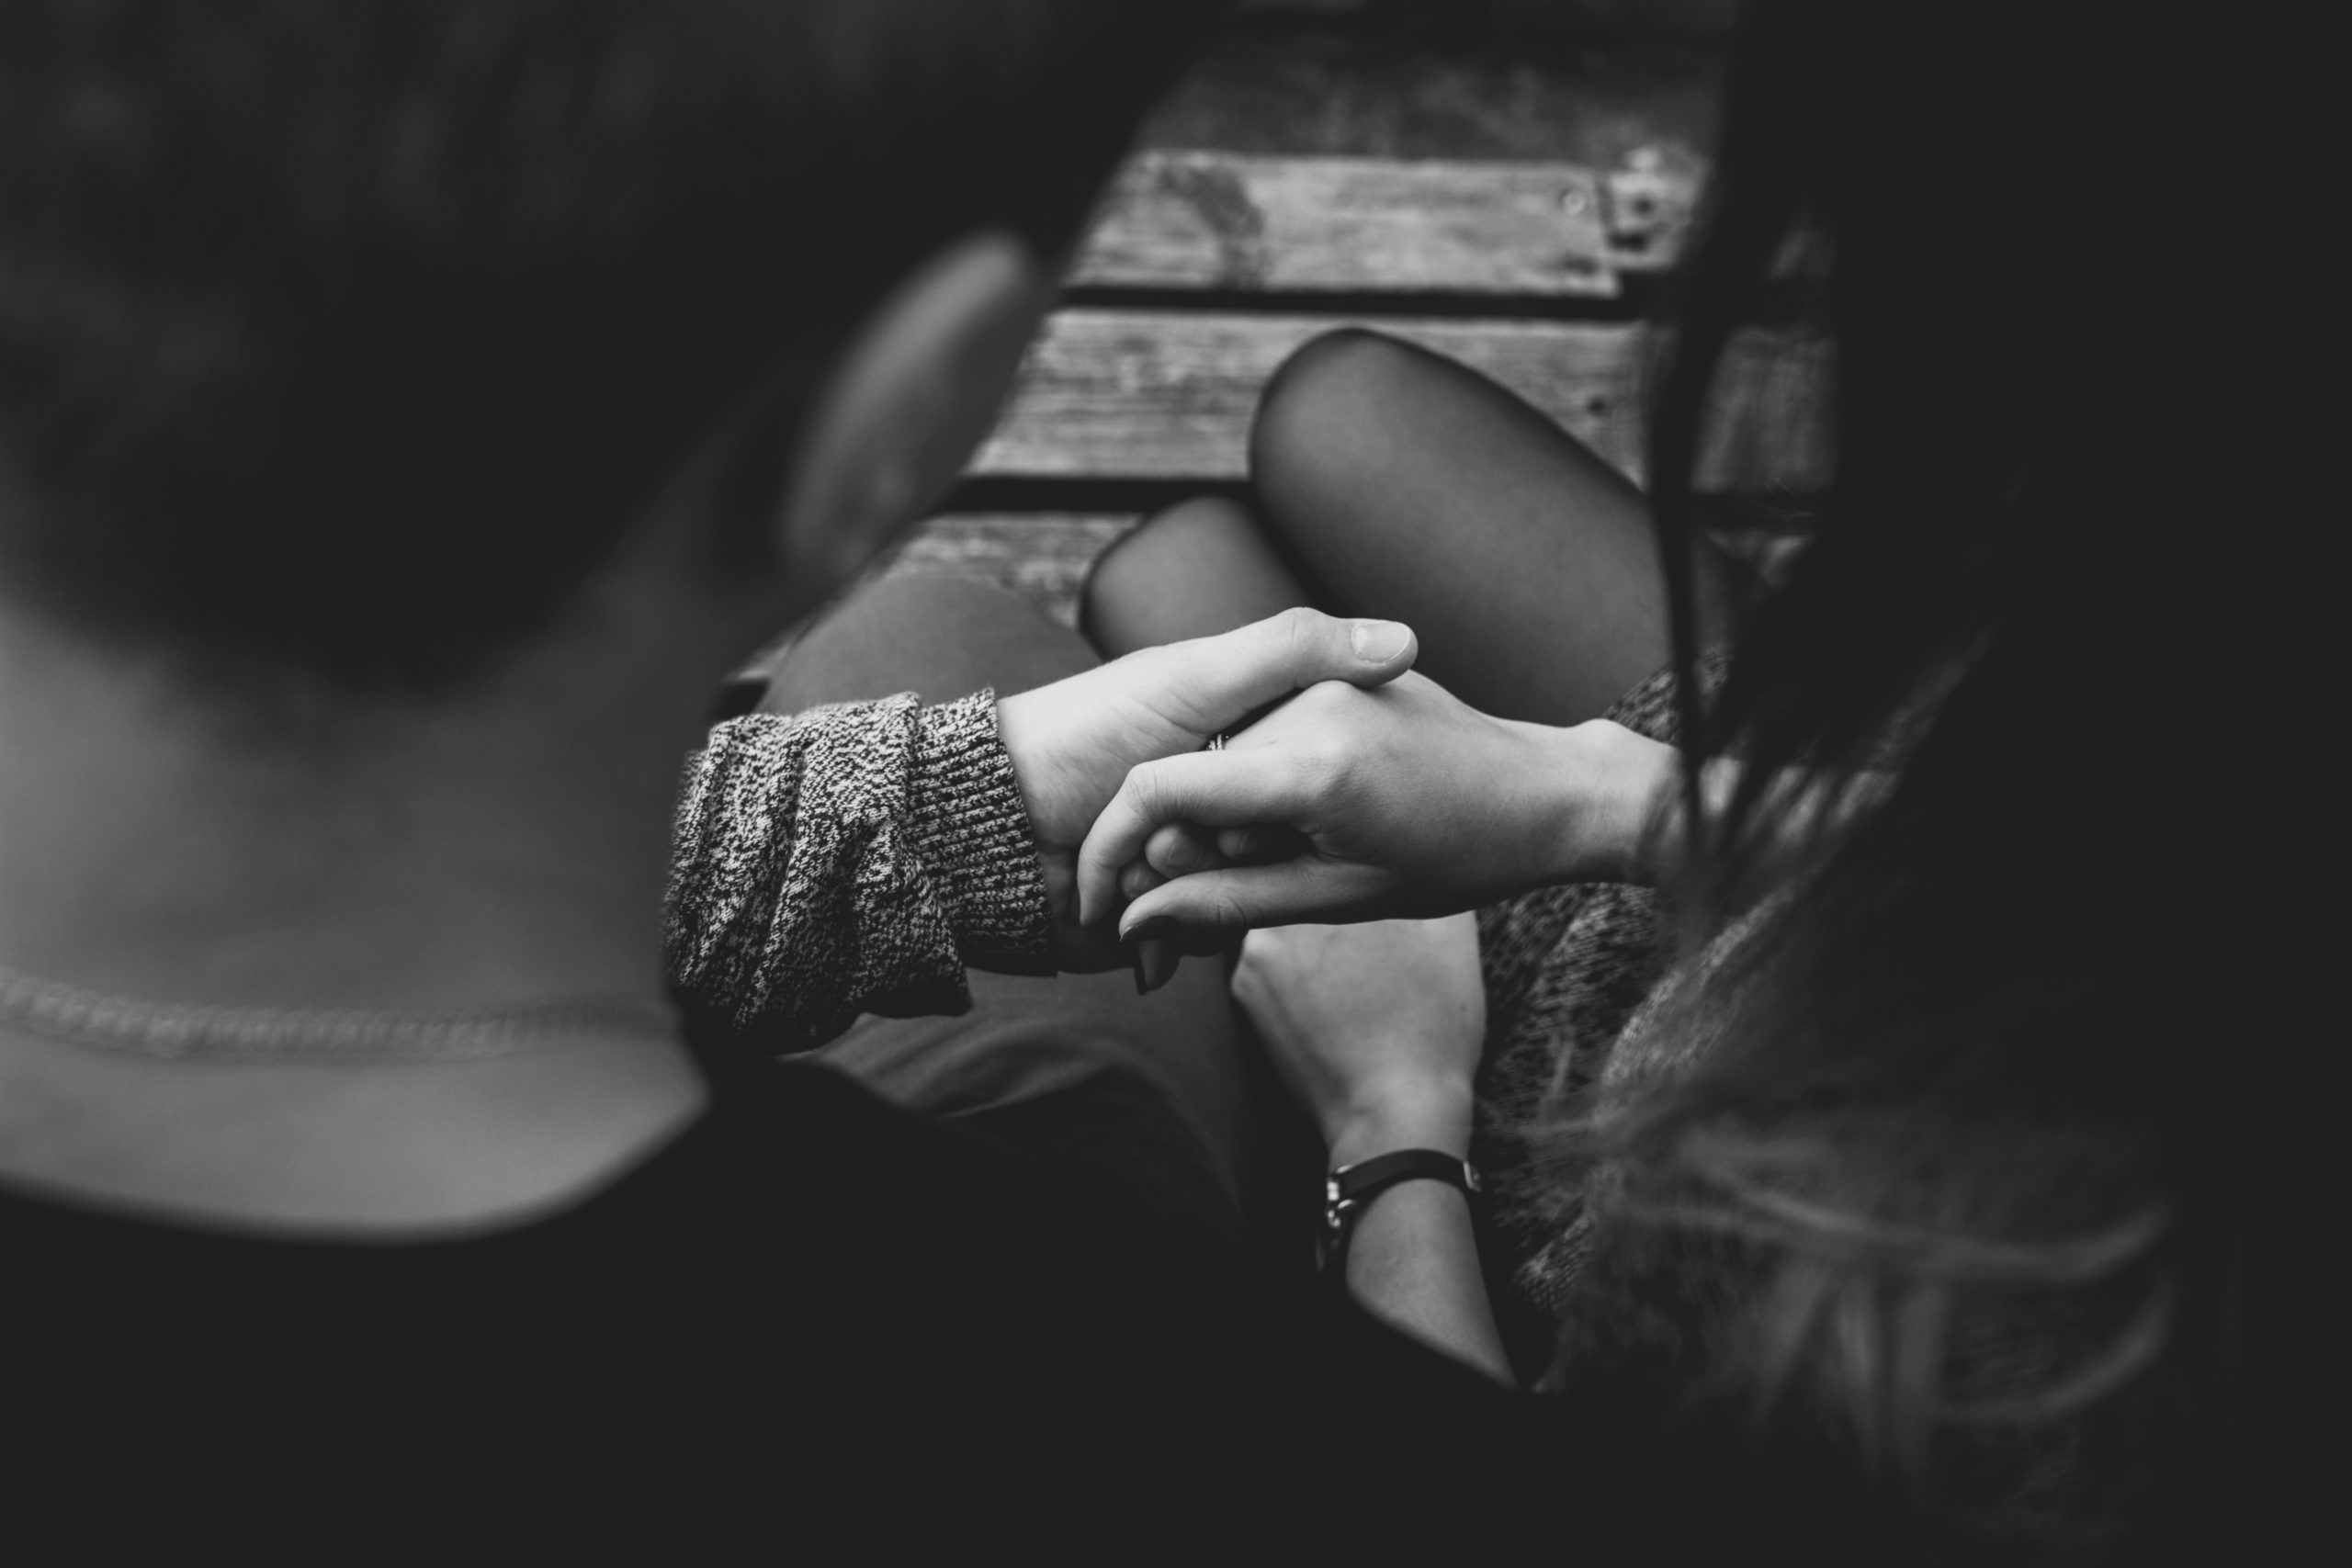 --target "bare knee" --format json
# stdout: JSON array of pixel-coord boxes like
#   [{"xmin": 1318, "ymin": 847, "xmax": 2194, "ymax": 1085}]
[
  {"xmin": 1085, "ymin": 497, "xmax": 1258, "ymax": 608},
  {"xmin": 1251, "ymin": 330, "xmax": 1430, "ymax": 468},
  {"xmin": 1080, "ymin": 497, "xmax": 1301, "ymax": 657},
  {"xmin": 1080, "ymin": 497, "xmax": 1256, "ymax": 652},
  {"xmin": 1250, "ymin": 329, "xmax": 1440, "ymax": 517}
]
